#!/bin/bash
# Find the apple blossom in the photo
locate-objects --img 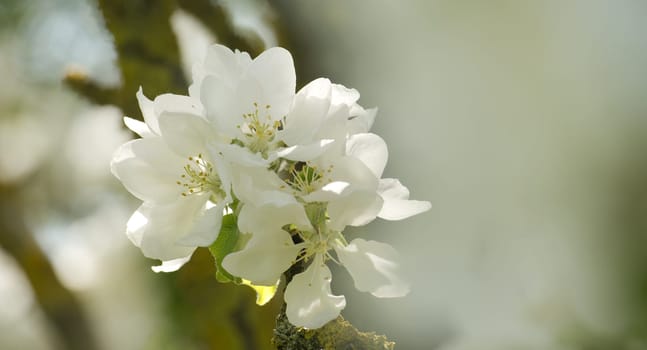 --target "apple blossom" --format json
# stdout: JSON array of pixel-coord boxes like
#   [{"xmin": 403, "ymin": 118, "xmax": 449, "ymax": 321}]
[
  {"xmin": 111, "ymin": 88, "xmax": 232, "ymax": 272},
  {"xmin": 112, "ymin": 43, "xmax": 430, "ymax": 329}
]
